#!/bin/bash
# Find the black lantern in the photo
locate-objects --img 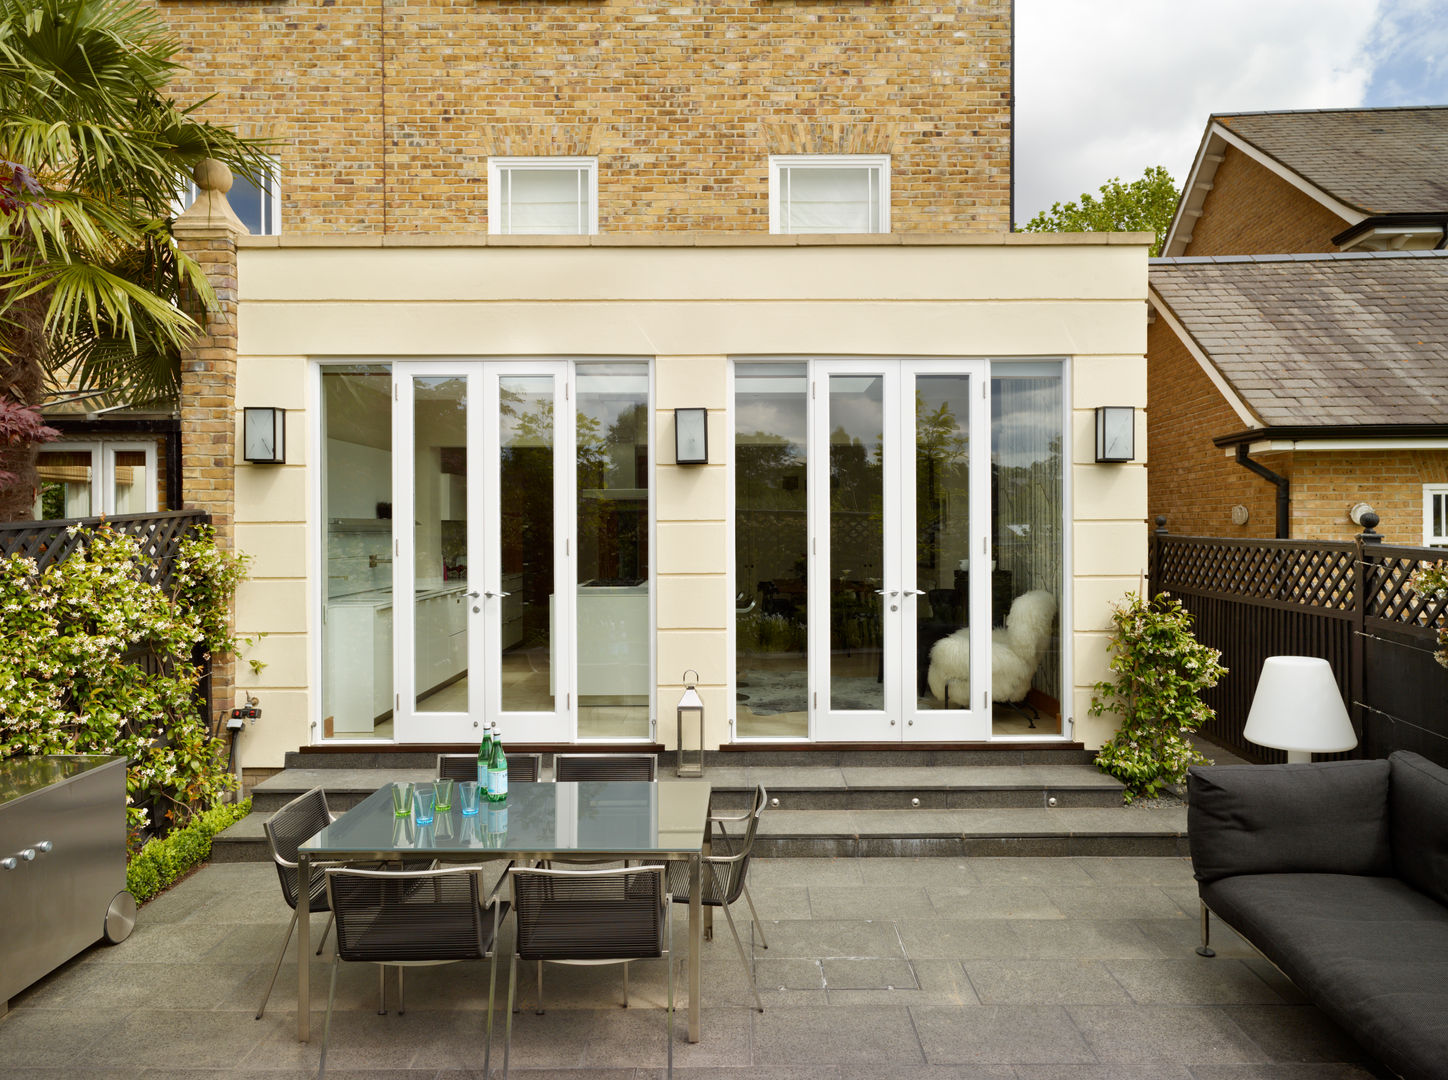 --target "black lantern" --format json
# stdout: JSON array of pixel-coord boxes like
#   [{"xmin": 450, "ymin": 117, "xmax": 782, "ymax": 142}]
[
  {"xmin": 243, "ymin": 407, "xmax": 286, "ymax": 464},
  {"xmin": 674, "ymin": 408, "xmax": 708, "ymax": 466},
  {"xmin": 1094, "ymin": 406, "xmax": 1134, "ymax": 463}
]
